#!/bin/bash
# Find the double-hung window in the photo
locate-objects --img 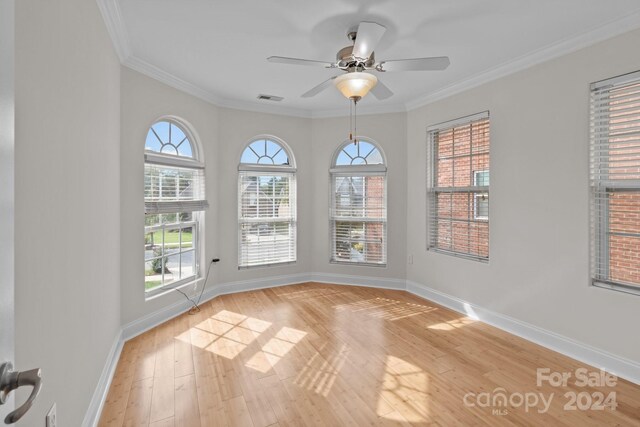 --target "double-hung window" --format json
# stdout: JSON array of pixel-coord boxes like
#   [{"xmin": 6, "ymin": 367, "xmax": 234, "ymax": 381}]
[
  {"xmin": 238, "ymin": 137, "xmax": 296, "ymax": 268},
  {"xmin": 427, "ymin": 112, "xmax": 490, "ymax": 261},
  {"xmin": 144, "ymin": 119, "xmax": 208, "ymax": 294},
  {"xmin": 590, "ymin": 71, "xmax": 640, "ymax": 295},
  {"xmin": 330, "ymin": 140, "xmax": 387, "ymax": 265}
]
